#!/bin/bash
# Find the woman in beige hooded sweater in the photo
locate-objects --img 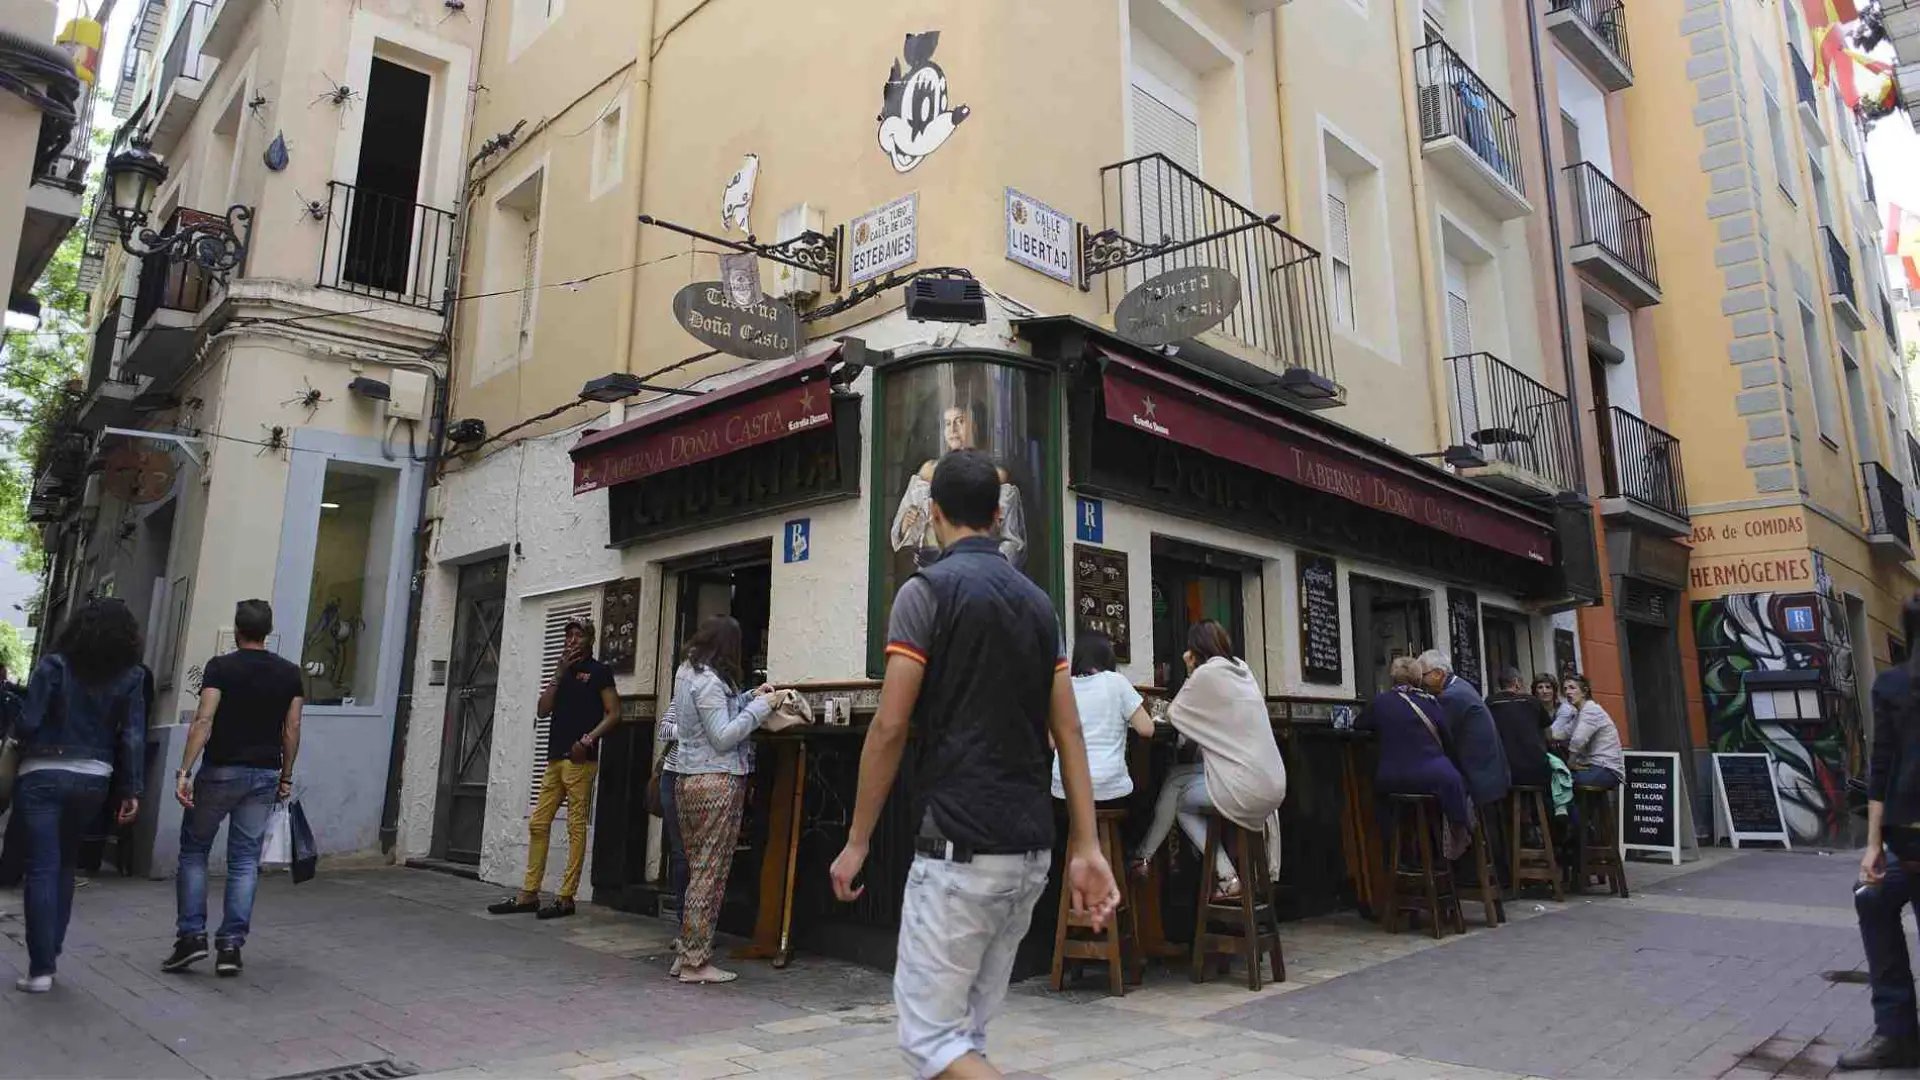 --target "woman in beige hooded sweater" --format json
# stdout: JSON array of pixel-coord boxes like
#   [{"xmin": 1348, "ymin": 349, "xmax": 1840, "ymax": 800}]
[{"xmin": 1130, "ymin": 621, "xmax": 1288, "ymax": 901}]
